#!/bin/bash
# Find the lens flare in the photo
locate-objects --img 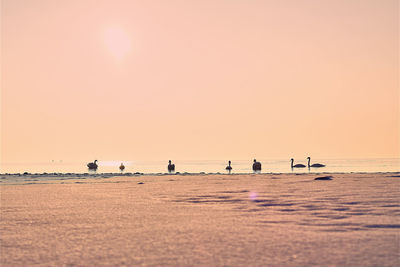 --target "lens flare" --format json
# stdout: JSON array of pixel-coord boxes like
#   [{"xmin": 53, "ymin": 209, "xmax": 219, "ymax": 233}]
[
  {"xmin": 249, "ymin": 191, "xmax": 258, "ymax": 201},
  {"xmin": 103, "ymin": 27, "xmax": 131, "ymax": 61}
]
